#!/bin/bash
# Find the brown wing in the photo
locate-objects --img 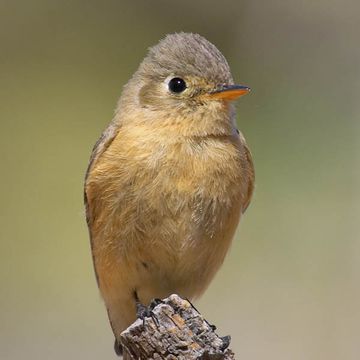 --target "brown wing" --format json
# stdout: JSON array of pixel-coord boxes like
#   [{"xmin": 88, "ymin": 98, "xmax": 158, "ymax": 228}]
[
  {"xmin": 84, "ymin": 121, "xmax": 120, "ymax": 225},
  {"xmin": 84, "ymin": 120, "xmax": 120, "ymax": 283},
  {"xmin": 242, "ymin": 142, "xmax": 255, "ymax": 213}
]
